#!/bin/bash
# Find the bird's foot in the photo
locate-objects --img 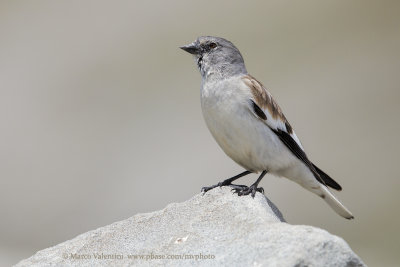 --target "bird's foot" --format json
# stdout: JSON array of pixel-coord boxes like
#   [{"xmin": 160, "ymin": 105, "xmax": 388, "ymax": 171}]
[
  {"xmin": 228, "ymin": 184, "xmax": 248, "ymax": 191},
  {"xmin": 232, "ymin": 184, "xmax": 264, "ymax": 198},
  {"xmin": 201, "ymin": 182, "xmax": 247, "ymax": 194}
]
